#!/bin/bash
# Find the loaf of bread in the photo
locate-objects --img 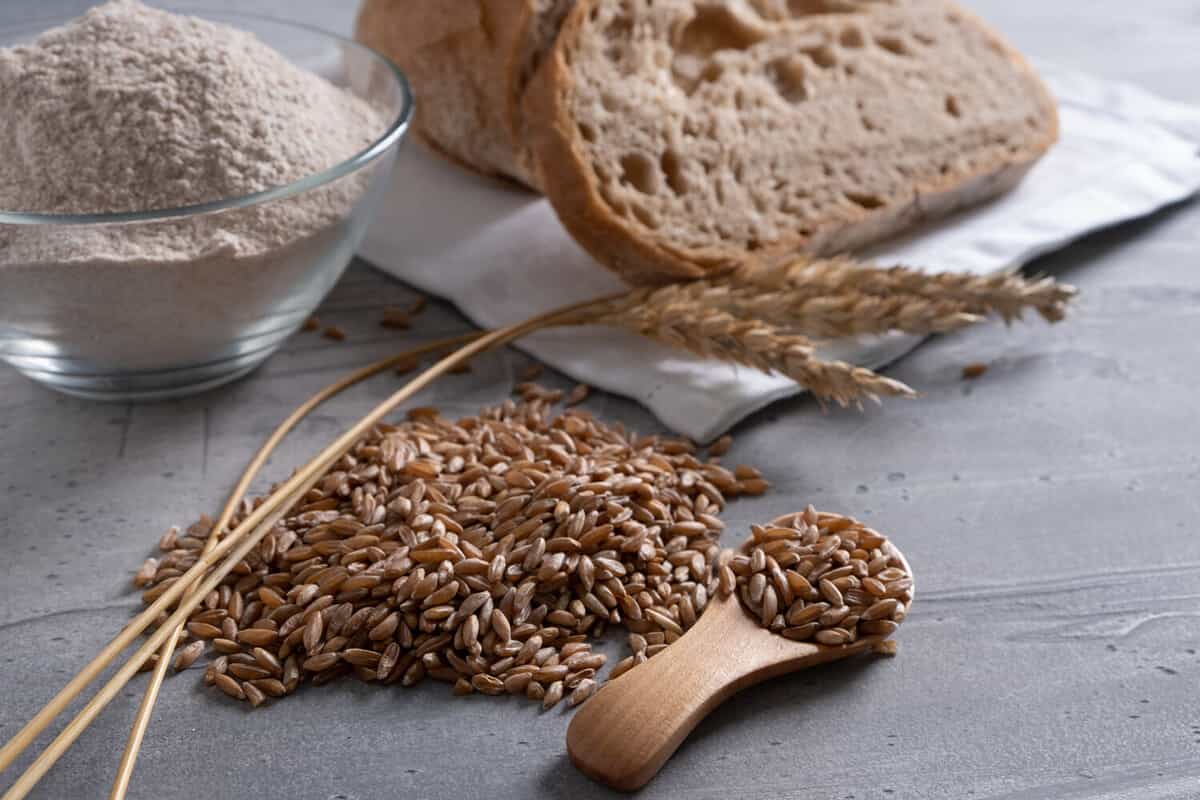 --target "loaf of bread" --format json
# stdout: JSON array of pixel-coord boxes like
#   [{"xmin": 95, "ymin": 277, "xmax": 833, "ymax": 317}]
[
  {"xmin": 526, "ymin": 0, "xmax": 1058, "ymax": 283},
  {"xmin": 355, "ymin": 0, "xmax": 1057, "ymax": 285},
  {"xmin": 354, "ymin": 0, "xmax": 571, "ymax": 189}
]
